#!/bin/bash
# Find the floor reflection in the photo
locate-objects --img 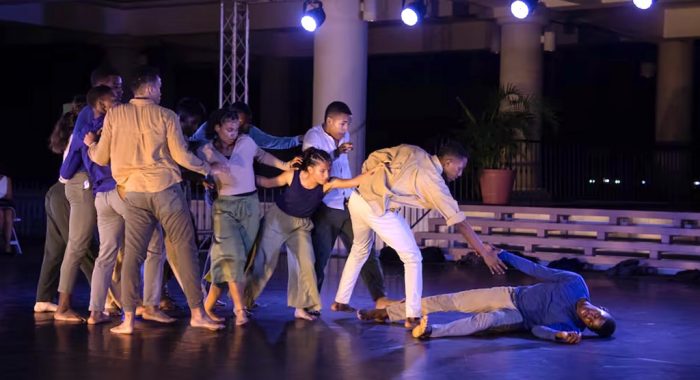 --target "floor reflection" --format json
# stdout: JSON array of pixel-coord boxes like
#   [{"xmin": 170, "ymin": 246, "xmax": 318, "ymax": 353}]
[{"xmin": 1, "ymin": 243, "xmax": 699, "ymax": 379}]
